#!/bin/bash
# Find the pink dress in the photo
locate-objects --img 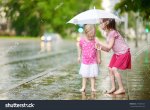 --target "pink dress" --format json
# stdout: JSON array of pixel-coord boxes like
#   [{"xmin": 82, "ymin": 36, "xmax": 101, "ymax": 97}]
[
  {"xmin": 107, "ymin": 30, "xmax": 129, "ymax": 55},
  {"xmin": 79, "ymin": 38, "xmax": 99, "ymax": 78},
  {"xmin": 79, "ymin": 38, "xmax": 97, "ymax": 64},
  {"xmin": 107, "ymin": 30, "xmax": 131, "ymax": 70}
]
